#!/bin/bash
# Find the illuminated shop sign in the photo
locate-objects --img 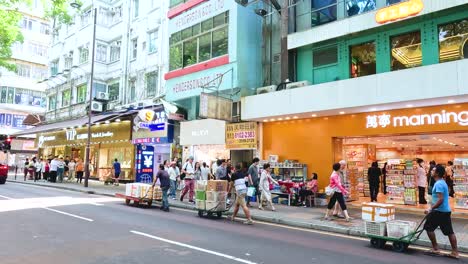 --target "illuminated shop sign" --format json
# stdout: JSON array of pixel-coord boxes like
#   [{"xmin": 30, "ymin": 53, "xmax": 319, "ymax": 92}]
[
  {"xmin": 366, "ymin": 110, "xmax": 468, "ymax": 128},
  {"xmin": 135, "ymin": 144, "xmax": 155, "ymax": 183},
  {"xmin": 375, "ymin": 0, "xmax": 423, "ymax": 24},
  {"xmin": 65, "ymin": 129, "xmax": 114, "ymax": 141},
  {"xmin": 134, "ymin": 109, "xmax": 167, "ymax": 132},
  {"xmin": 38, "ymin": 135, "xmax": 56, "ymax": 147}
]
